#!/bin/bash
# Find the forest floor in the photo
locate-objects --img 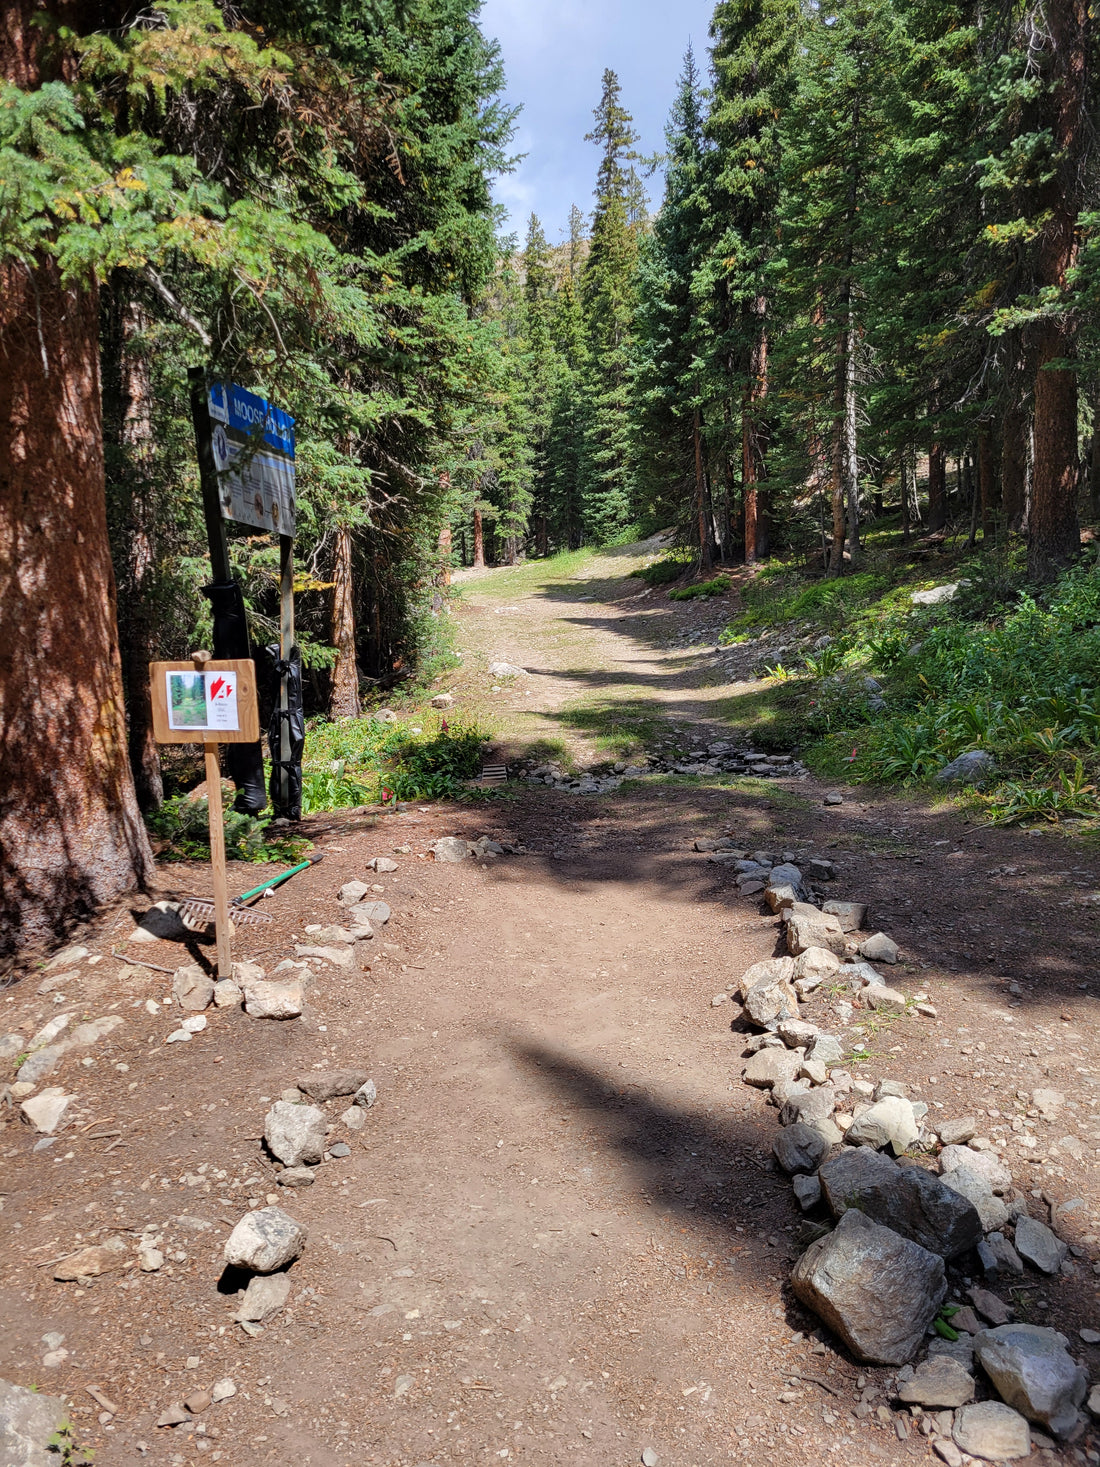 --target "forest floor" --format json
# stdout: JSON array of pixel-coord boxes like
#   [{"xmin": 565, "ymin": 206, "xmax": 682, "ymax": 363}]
[{"xmin": 6, "ymin": 541, "xmax": 1100, "ymax": 1467}]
